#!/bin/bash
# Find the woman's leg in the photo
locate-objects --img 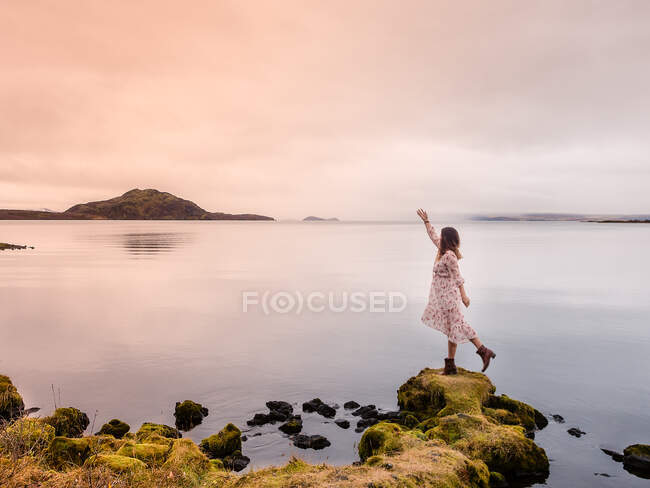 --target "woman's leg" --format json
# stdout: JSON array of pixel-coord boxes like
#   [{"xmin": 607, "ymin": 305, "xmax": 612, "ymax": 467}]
[
  {"xmin": 447, "ymin": 340, "xmax": 457, "ymax": 359},
  {"xmin": 470, "ymin": 337, "xmax": 483, "ymax": 350}
]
